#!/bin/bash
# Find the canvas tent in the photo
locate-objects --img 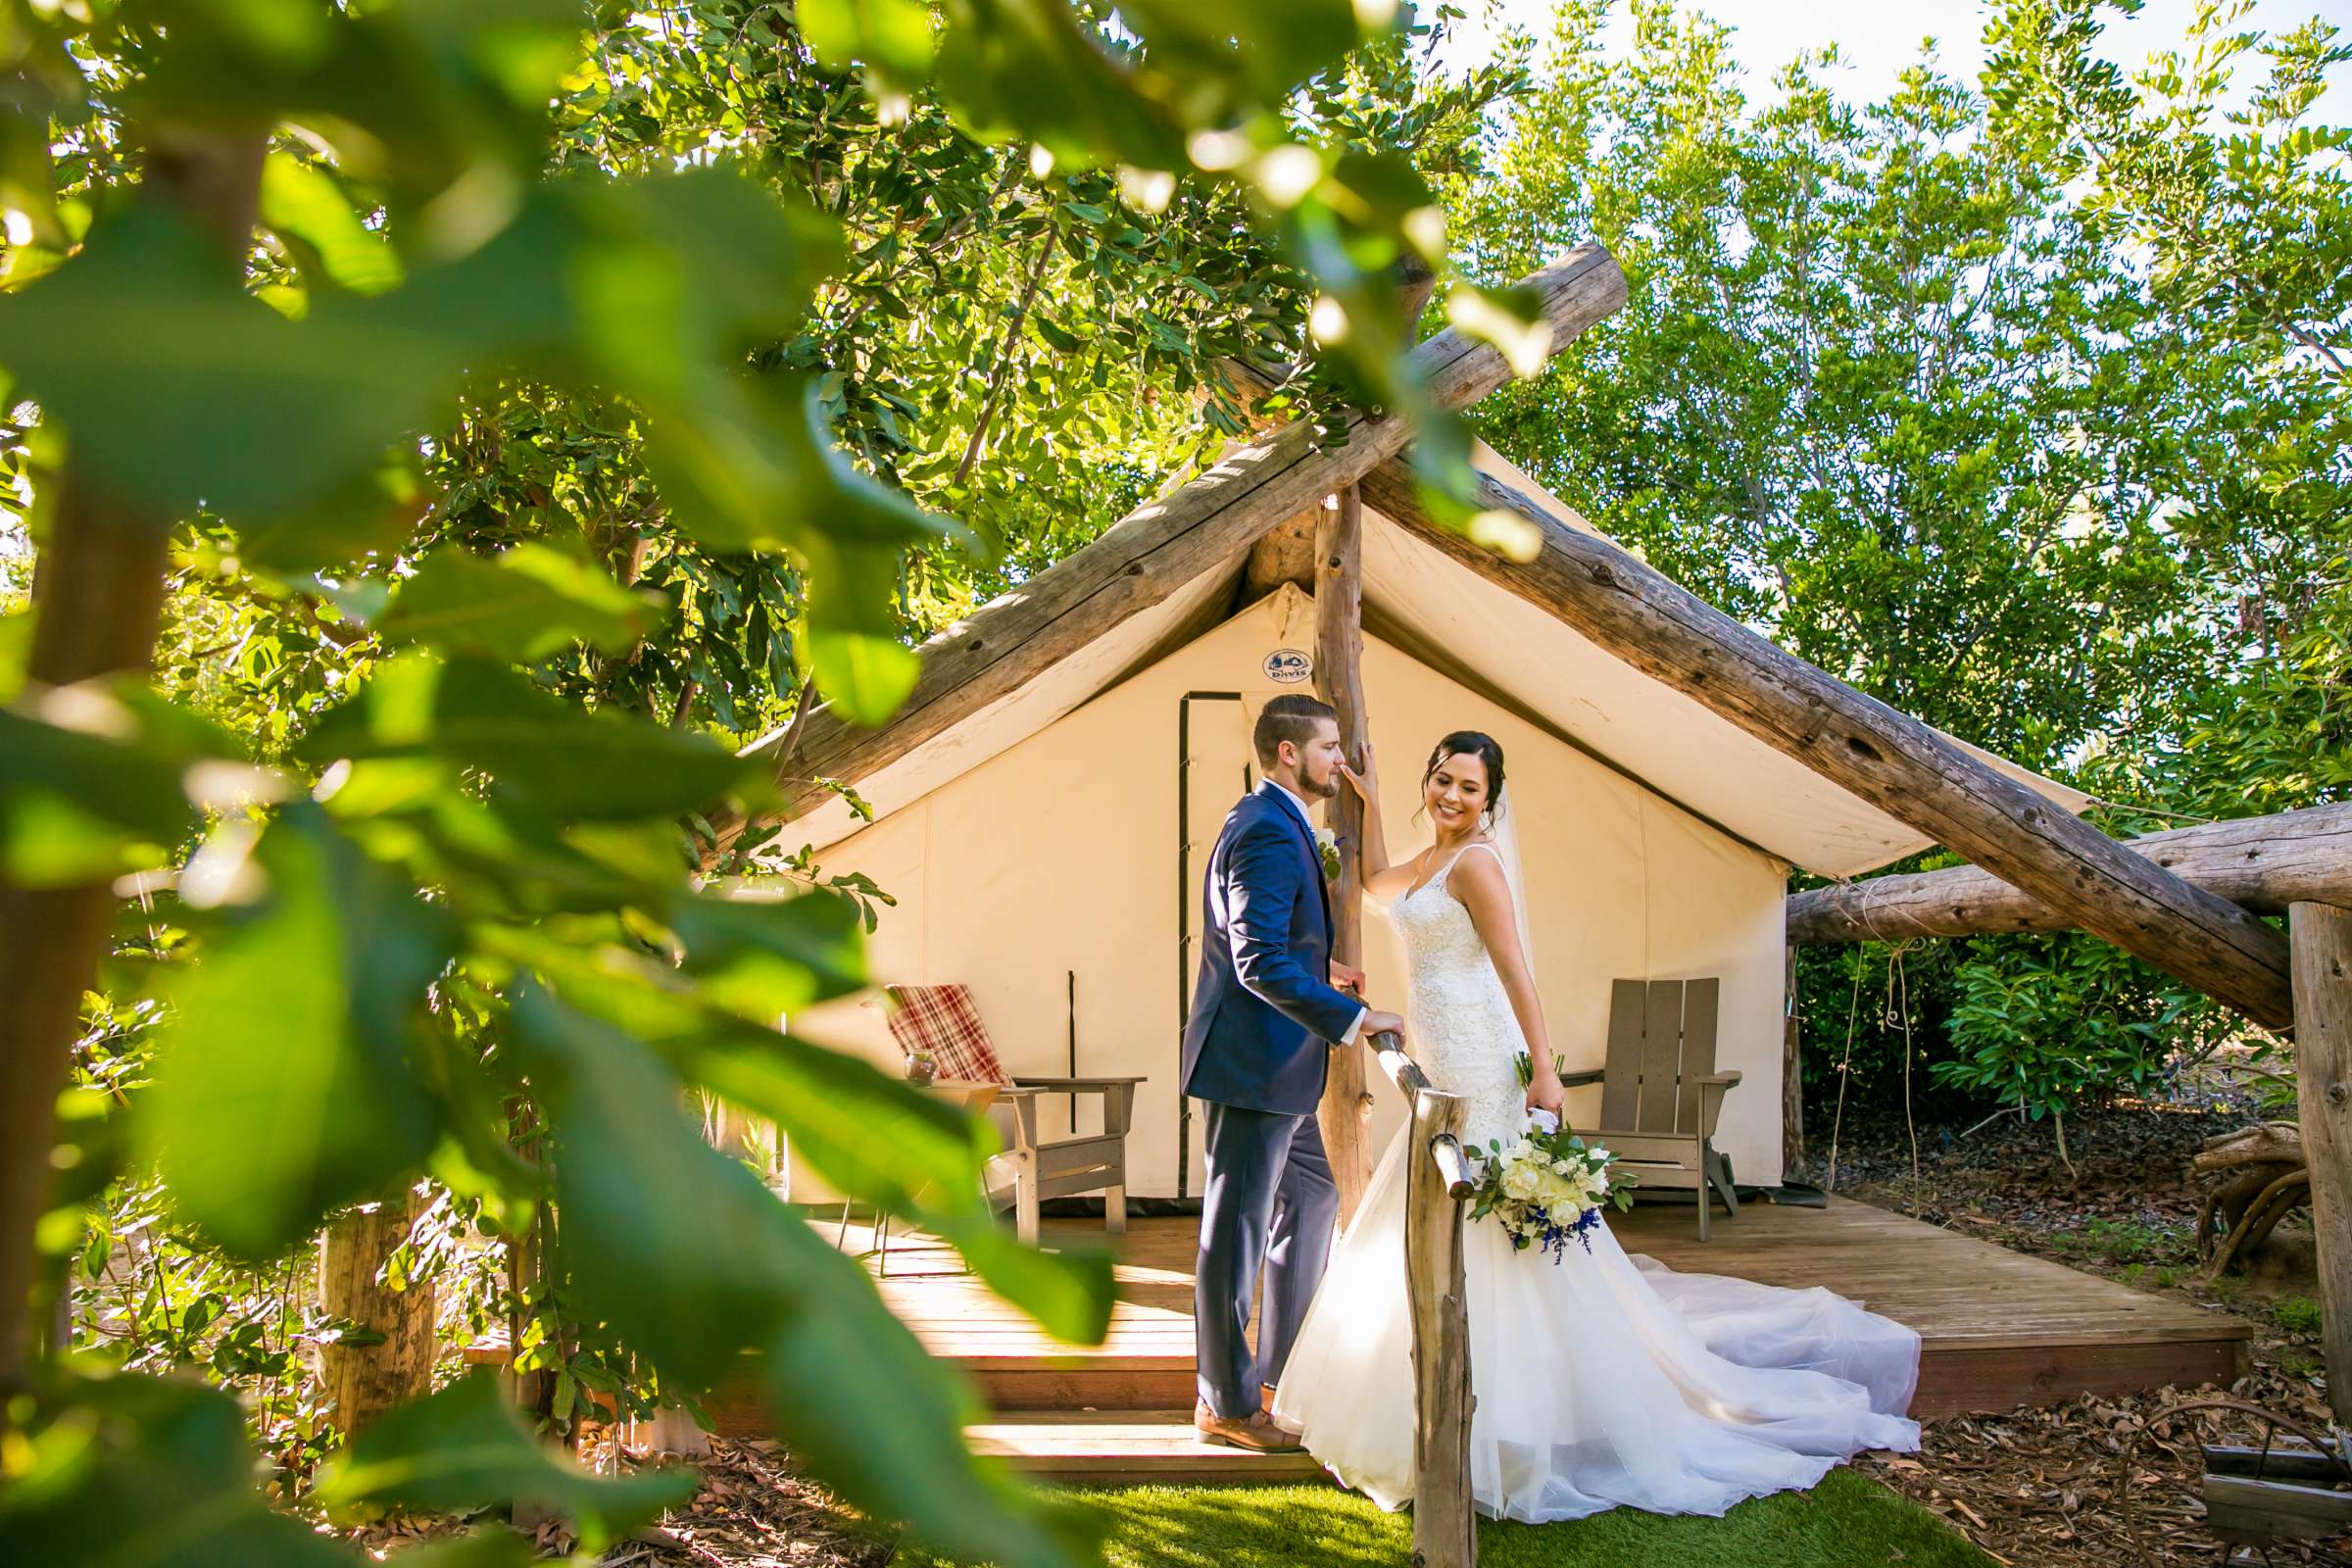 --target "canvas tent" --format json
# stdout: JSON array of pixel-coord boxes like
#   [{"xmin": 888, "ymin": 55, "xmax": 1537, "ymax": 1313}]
[{"xmin": 775, "ymin": 439, "xmax": 2092, "ymax": 1200}]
